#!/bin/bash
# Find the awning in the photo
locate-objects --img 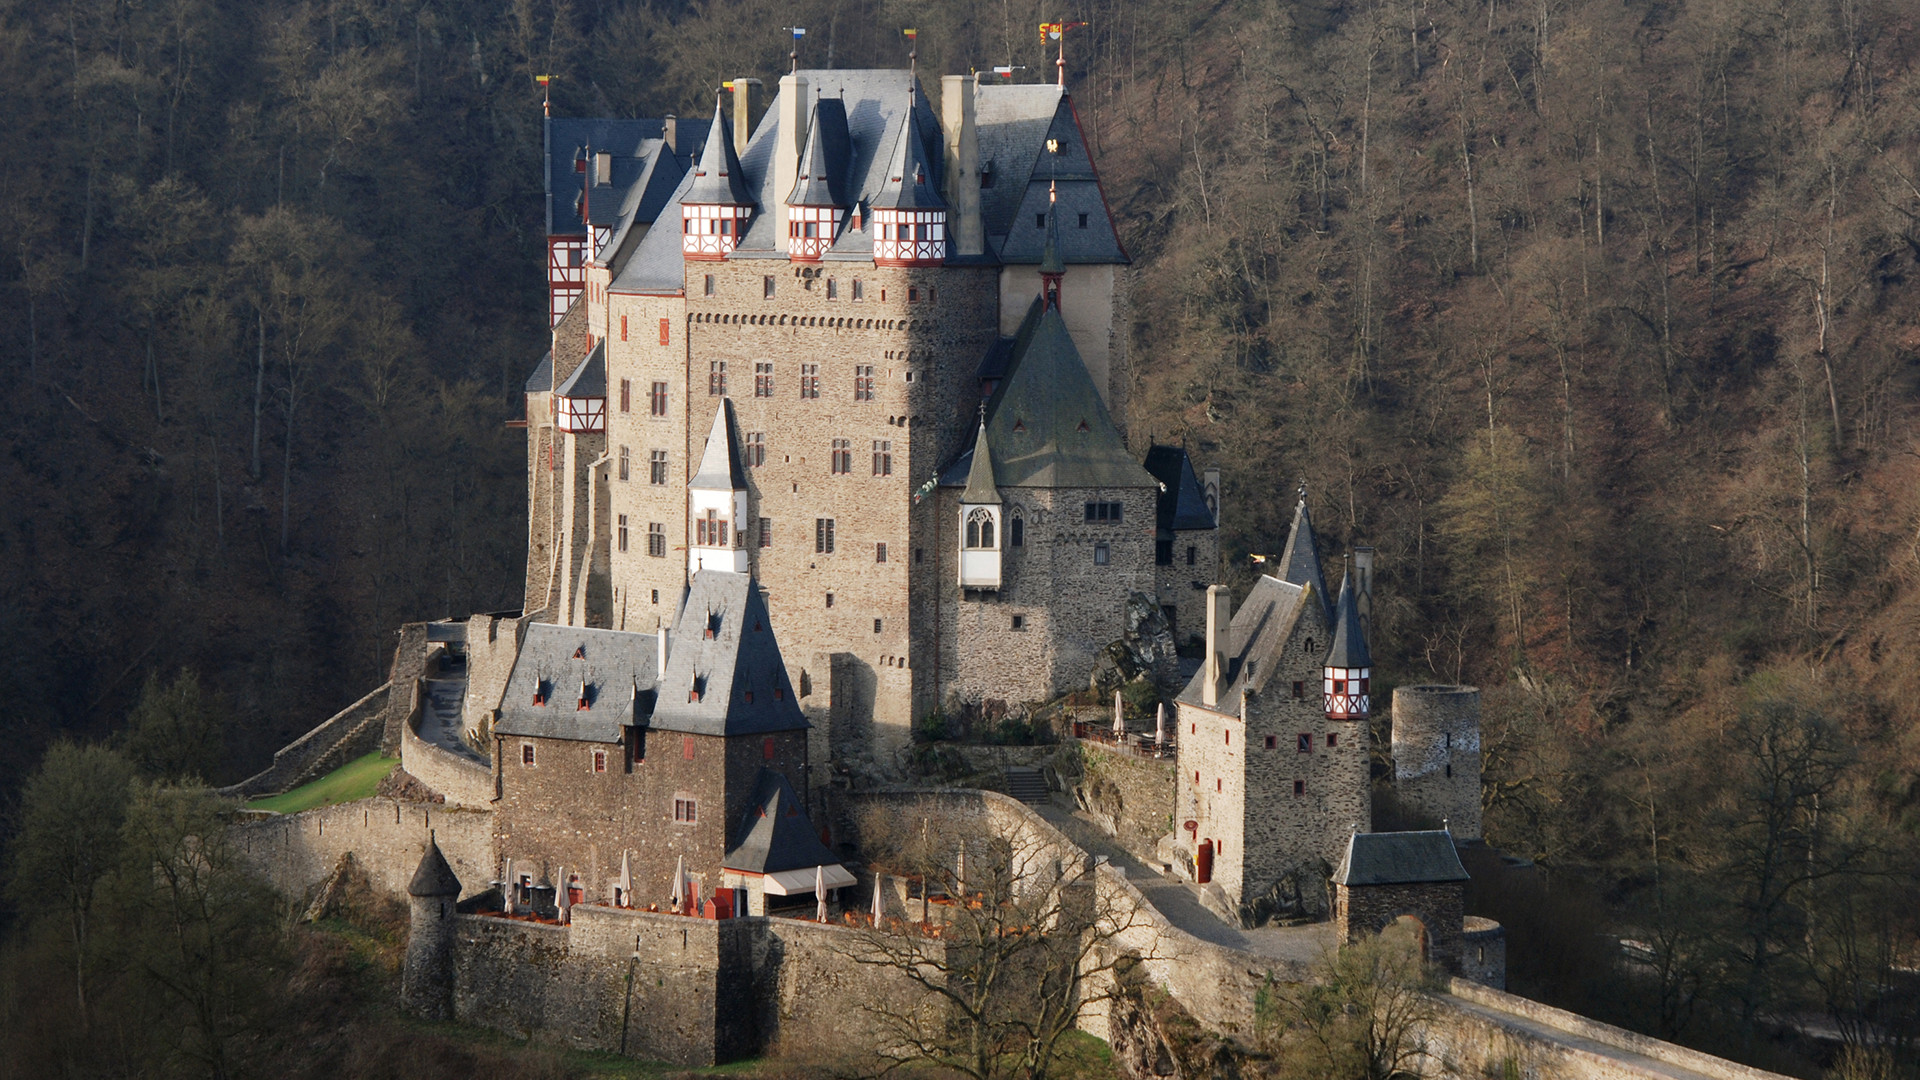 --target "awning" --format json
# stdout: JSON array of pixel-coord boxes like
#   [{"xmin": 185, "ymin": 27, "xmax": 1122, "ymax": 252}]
[{"xmin": 762, "ymin": 864, "xmax": 857, "ymax": 895}]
